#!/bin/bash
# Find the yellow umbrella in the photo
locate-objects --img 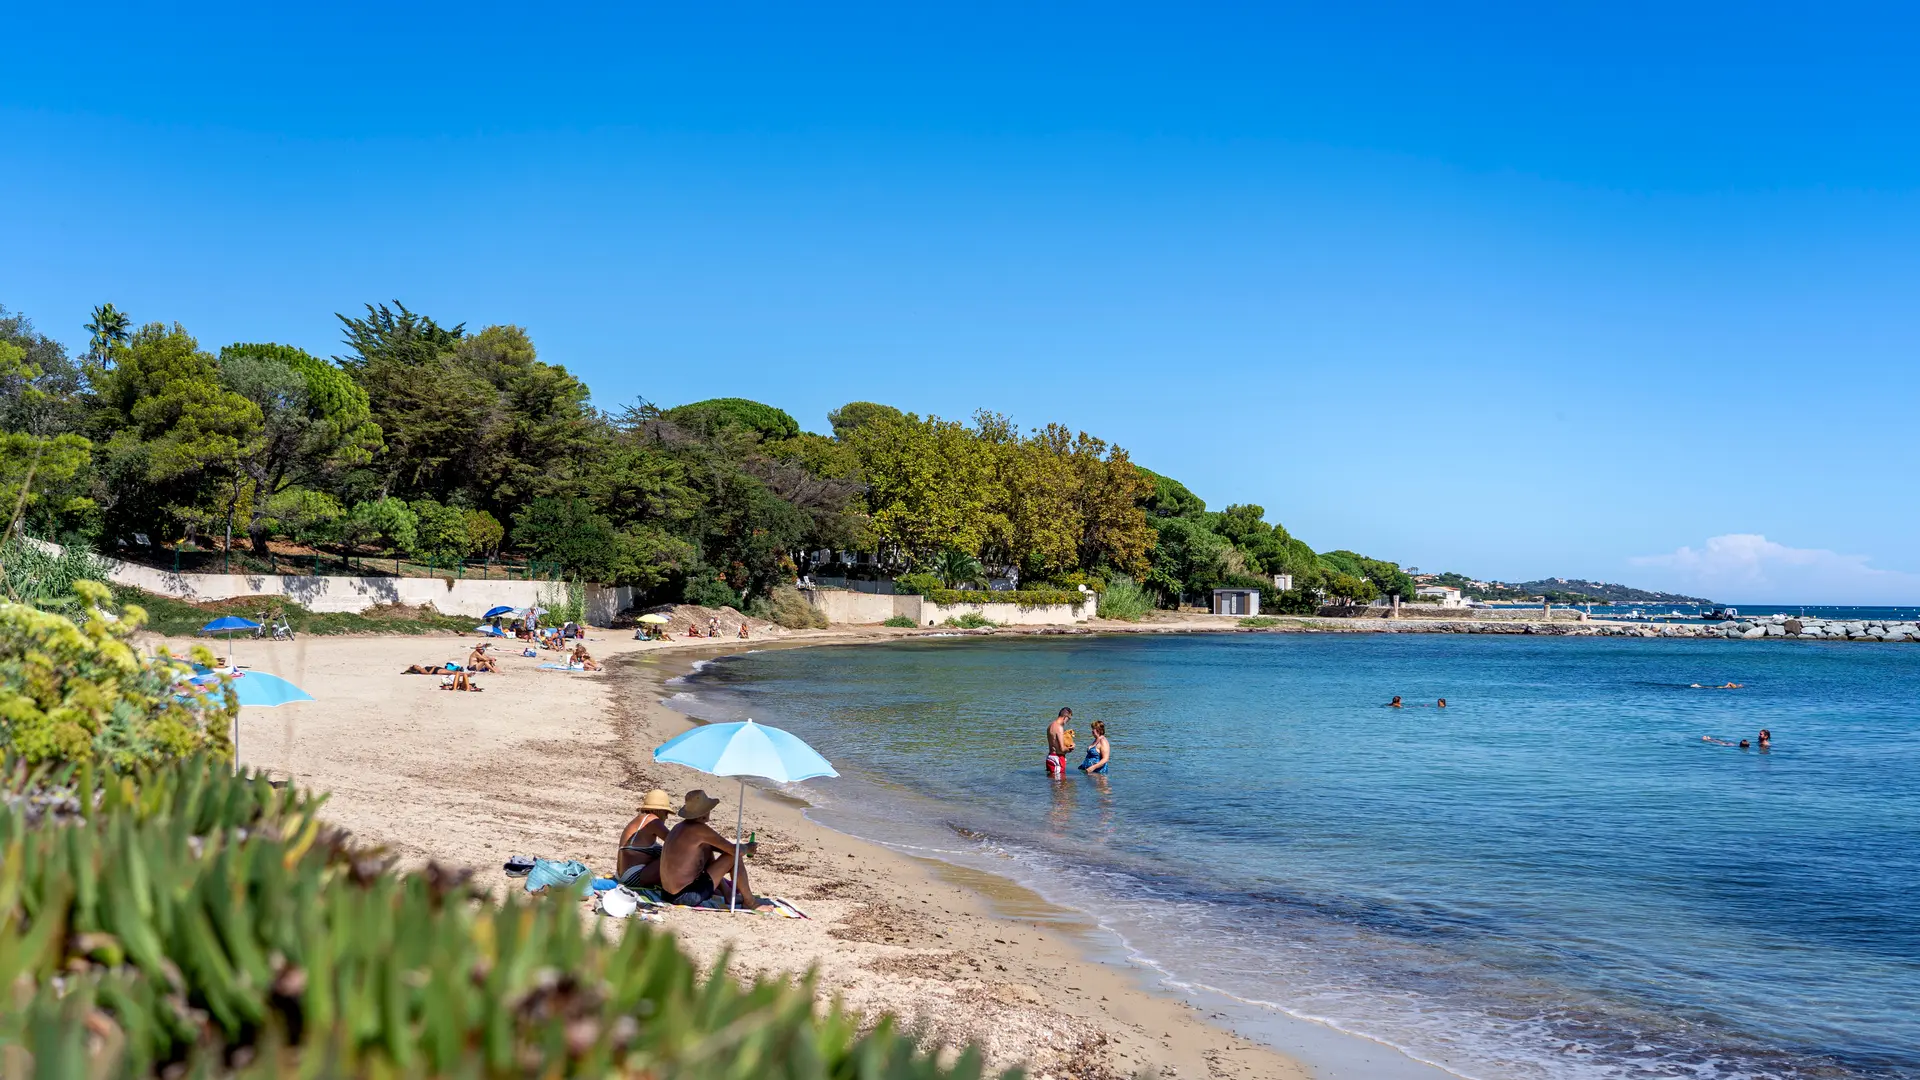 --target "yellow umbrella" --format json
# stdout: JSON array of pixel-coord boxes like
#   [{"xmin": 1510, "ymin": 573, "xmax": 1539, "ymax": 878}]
[{"xmin": 637, "ymin": 613, "xmax": 670, "ymax": 624}]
